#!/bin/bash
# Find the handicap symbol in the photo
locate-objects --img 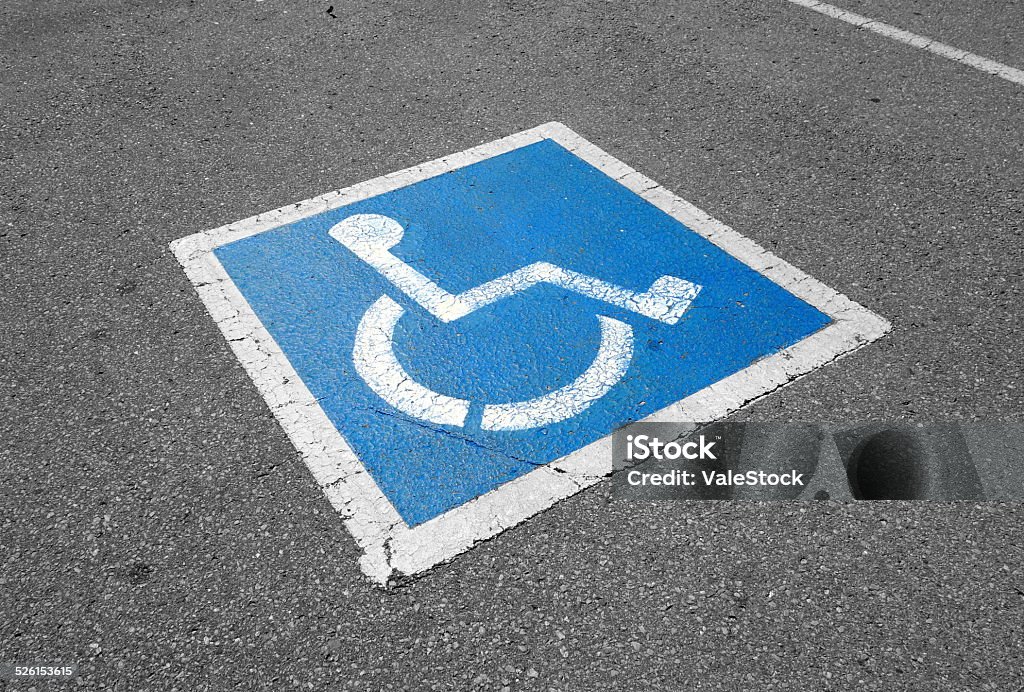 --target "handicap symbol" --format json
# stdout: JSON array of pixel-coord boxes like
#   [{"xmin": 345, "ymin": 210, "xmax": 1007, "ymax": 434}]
[{"xmin": 329, "ymin": 214, "xmax": 702, "ymax": 431}]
